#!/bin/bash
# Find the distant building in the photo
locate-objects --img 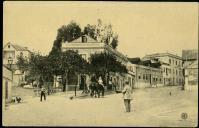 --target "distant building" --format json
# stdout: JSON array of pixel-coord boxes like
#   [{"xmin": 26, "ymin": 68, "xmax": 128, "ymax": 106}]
[
  {"xmin": 2, "ymin": 65, "xmax": 13, "ymax": 110},
  {"xmin": 182, "ymin": 49, "xmax": 198, "ymax": 67},
  {"xmin": 142, "ymin": 53, "xmax": 184, "ymax": 86},
  {"xmin": 3, "ymin": 42, "xmax": 31, "ymax": 65},
  {"xmin": 129, "ymin": 58, "xmax": 163, "ymax": 88},
  {"xmin": 182, "ymin": 49, "xmax": 198, "ymax": 90},
  {"xmin": 61, "ymin": 34, "xmax": 135, "ymax": 91},
  {"xmin": 3, "ymin": 42, "xmax": 32, "ymax": 86},
  {"xmin": 184, "ymin": 61, "xmax": 198, "ymax": 90}
]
